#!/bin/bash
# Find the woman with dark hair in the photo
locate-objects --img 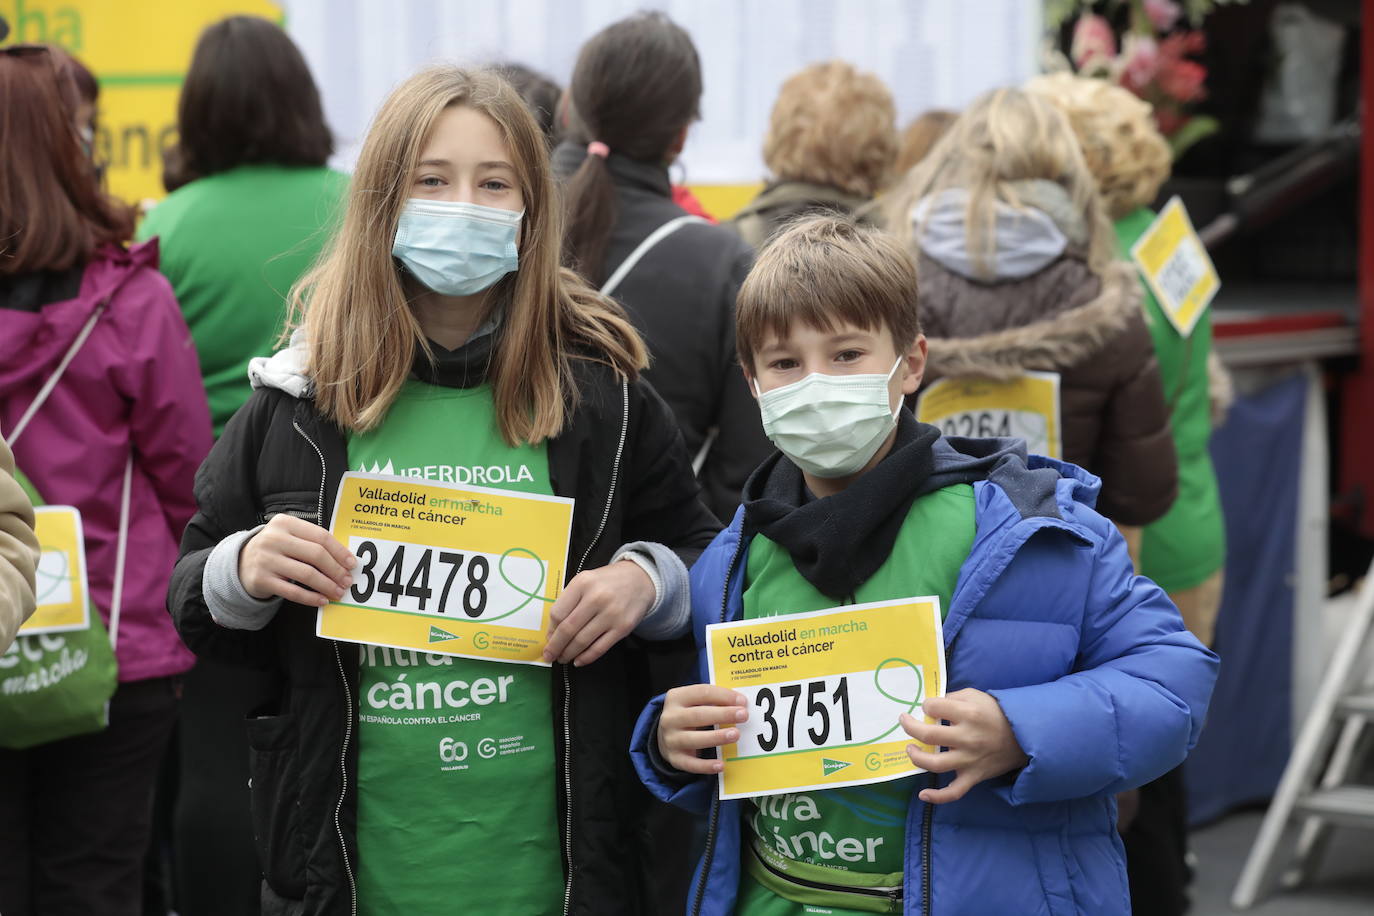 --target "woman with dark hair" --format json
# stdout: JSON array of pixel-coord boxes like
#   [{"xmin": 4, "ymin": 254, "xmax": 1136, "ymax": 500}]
[
  {"xmin": 0, "ymin": 44, "xmax": 212, "ymax": 916},
  {"xmin": 555, "ymin": 11, "xmax": 772, "ymax": 526},
  {"xmin": 133, "ymin": 16, "xmax": 346, "ymax": 916},
  {"xmin": 138, "ymin": 15, "xmax": 345, "ymax": 436}
]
